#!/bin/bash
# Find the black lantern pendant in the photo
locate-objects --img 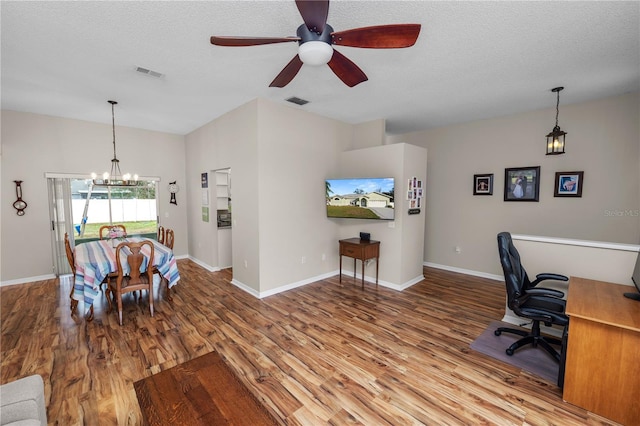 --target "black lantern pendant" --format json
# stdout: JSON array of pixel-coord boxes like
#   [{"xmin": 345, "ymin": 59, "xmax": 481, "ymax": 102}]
[{"xmin": 546, "ymin": 87, "xmax": 567, "ymax": 155}]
